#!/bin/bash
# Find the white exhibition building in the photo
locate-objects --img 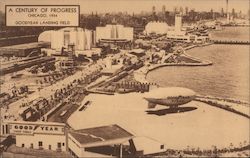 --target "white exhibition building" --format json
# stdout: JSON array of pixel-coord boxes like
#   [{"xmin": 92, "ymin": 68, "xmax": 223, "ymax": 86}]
[
  {"xmin": 96, "ymin": 24, "xmax": 133, "ymax": 42},
  {"xmin": 38, "ymin": 27, "xmax": 101, "ymax": 58},
  {"xmin": 144, "ymin": 15, "xmax": 210, "ymax": 43}
]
